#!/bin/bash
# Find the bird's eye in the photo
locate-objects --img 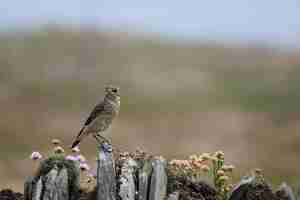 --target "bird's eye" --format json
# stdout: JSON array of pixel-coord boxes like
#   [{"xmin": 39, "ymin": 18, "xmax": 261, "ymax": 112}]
[{"xmin": 112, "ymin": 89, "xmax": 118, "ymax": 93}]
